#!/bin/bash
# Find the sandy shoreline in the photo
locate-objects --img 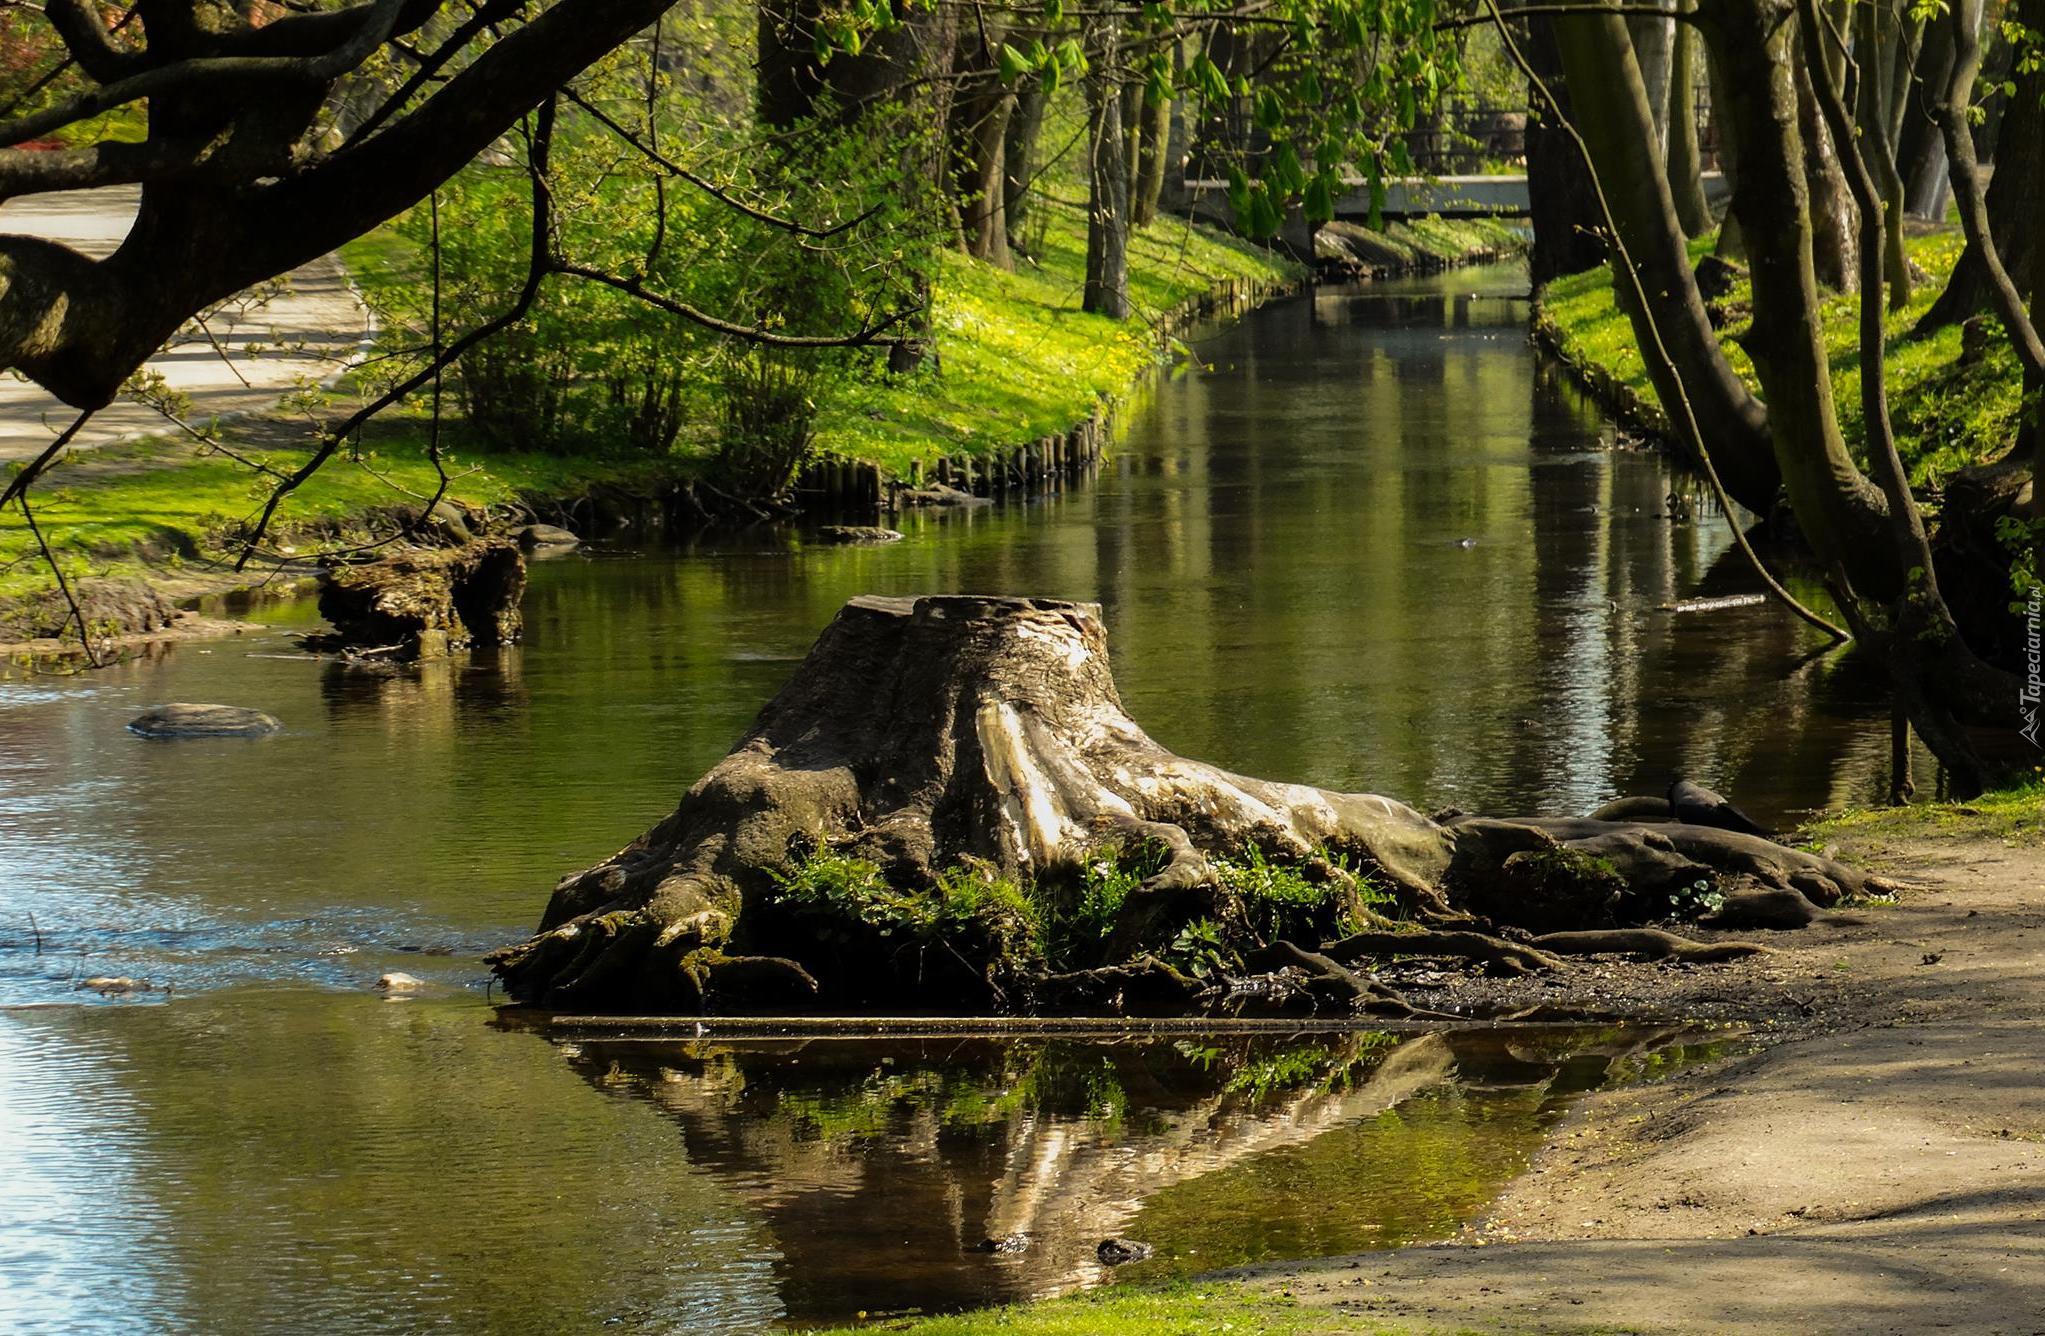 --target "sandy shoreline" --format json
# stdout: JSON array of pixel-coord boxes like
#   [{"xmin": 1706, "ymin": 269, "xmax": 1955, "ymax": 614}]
[{"xmin": 1230, "ymin": 818, "xmax": 2045, "ymax": 1333}]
